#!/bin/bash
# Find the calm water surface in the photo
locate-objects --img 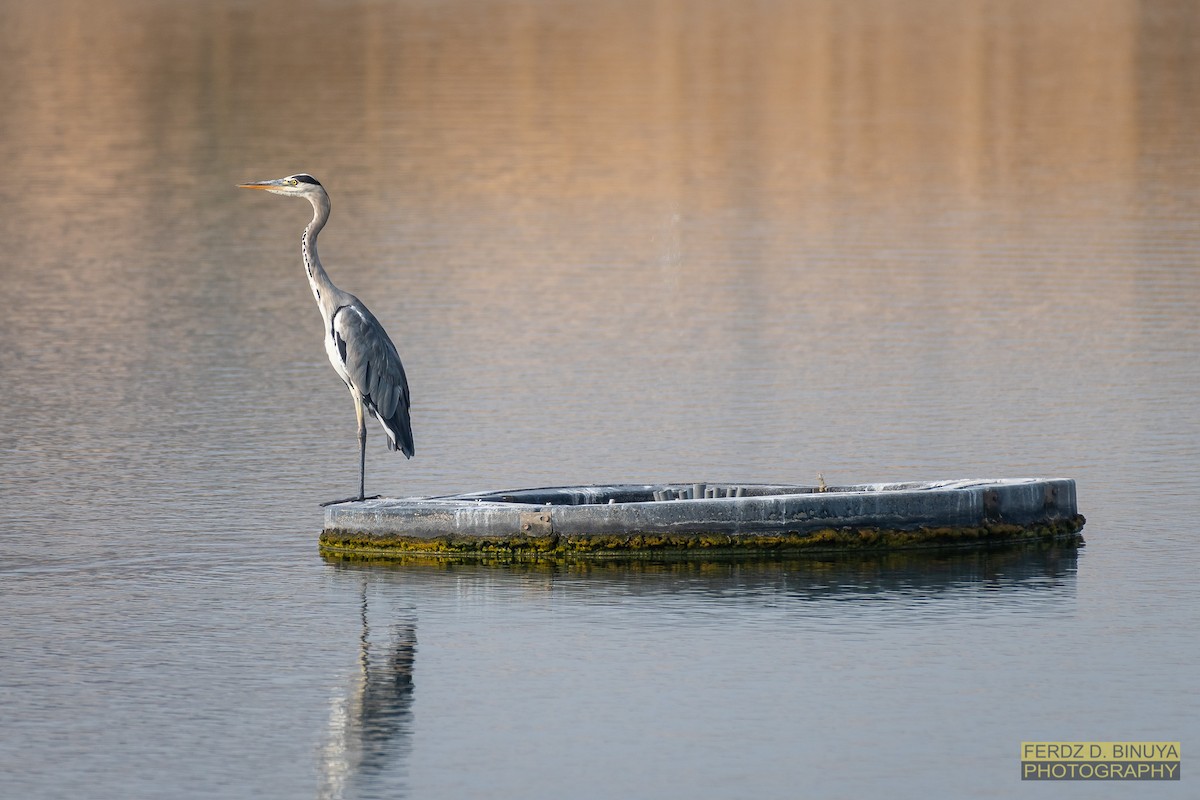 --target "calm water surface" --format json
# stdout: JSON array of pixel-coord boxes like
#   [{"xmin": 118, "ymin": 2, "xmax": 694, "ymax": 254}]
[{"xmin": 1, "ymin": 0, "xmax": 1198, "ymax": 797}]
